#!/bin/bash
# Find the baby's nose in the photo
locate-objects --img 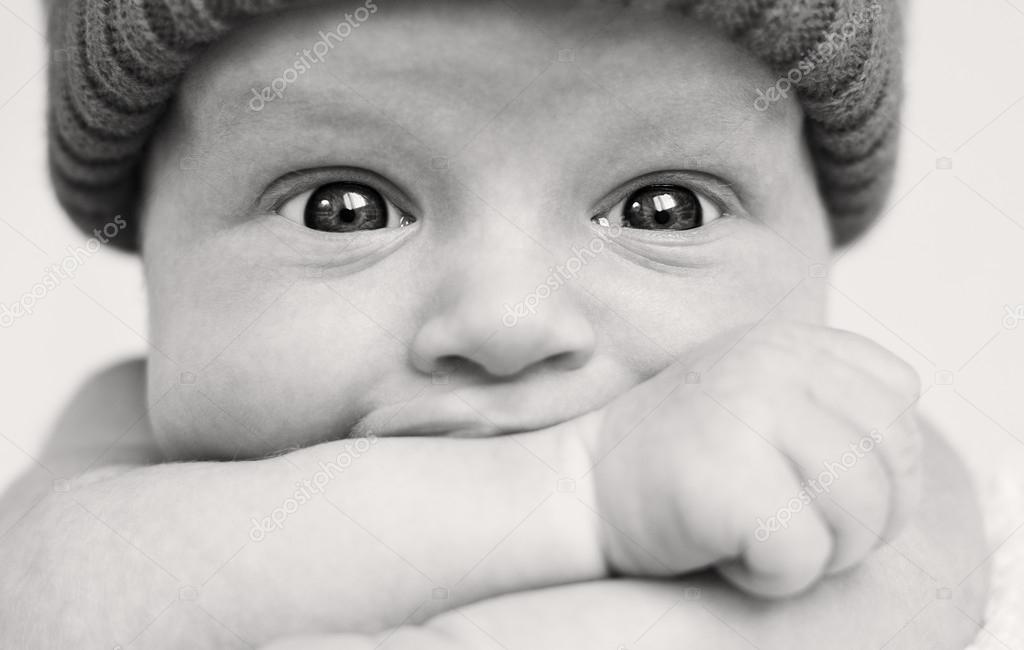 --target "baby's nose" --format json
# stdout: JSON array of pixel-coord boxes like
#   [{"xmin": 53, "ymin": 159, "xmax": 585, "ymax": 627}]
[{"xmin": 410, "ymin": 256, "xmax": 596, "ymax": 379}]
